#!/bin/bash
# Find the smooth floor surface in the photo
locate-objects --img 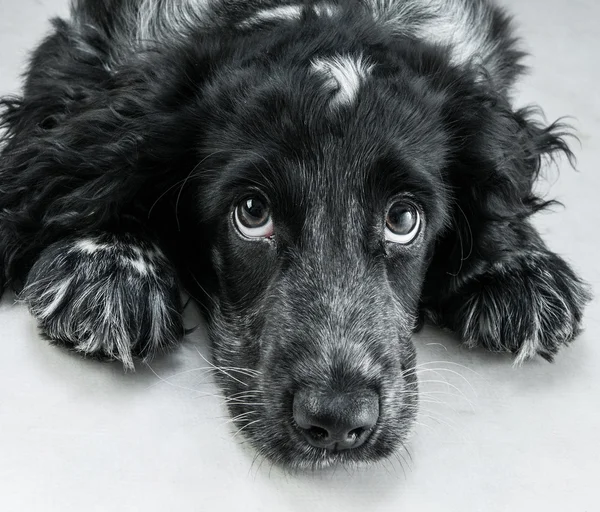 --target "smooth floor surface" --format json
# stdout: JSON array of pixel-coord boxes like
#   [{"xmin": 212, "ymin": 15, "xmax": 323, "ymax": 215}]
[{"xmin": 1, "ymin": 1, "xmax": 598, "ymax": 511}]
